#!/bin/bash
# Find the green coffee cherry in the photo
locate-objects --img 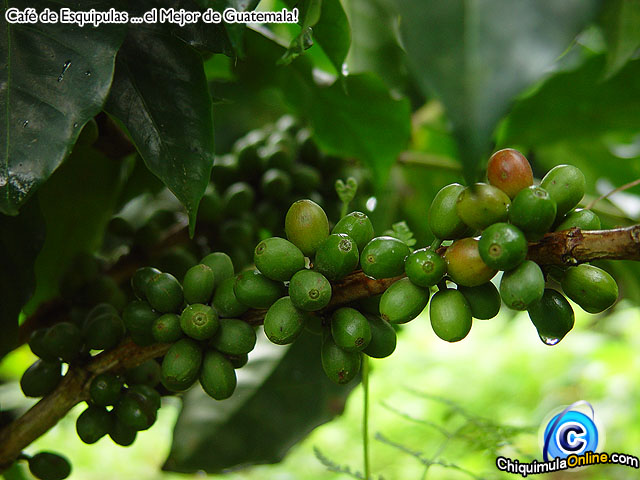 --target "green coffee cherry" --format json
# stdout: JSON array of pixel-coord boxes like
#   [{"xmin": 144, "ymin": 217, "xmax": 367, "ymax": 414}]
[
  {"xmin": 360, "ymin": 236, "xmax": 411, "ymax": 279},
  {"xmin": 540, "ymin": 164, "xmax": 586, "ymax": 218},
  {"xmin": 197, "ymin": 184, "xmax": 223, "ymax": 224},
  {"xmin": 330, "ymin": 308, "xmax": 371, "ymax": 352},
  {"xmin": 314, "ymin": 234, "xmax": 359, "ymax": 281},
  {"xmin": 145, "ymin": 272, "xmax": 184, "ymax": 313},
  {"xmin": 212, "ymin": 277, "xmax": 249, "ymax": 317},
  {"xmin": 261, "ymin": 168, "xmax": 292, "ymax": 199},
  {"xmin": 201, "ymin": 252, "xmax": 235, "ymax": 289},
  {"xmin": 357, "ymin": 294, "xmax": 382, "ymax": 315},
  {"xmin": 561, "ymin": 264, "xmax": 618, "ymax": 313},
  {"xmin": 555, "ymin": 209, "xmax": 601, "ymax": 232},
  {"xmin": 109, "ymin": 416, "xmax": 137, "ymax": 446},
  {"xmin": 122, "ymin": 301, "xmax": 158, "ymax": 346},
  {"xmin": 486, "ymin": 149, "xmax": 534, "ymax": 198},
  {"xmin": 428, "ymin": 184, "xmax": 470, "ymax": 240},
  {"xmin": 180, "ymin": 304, "xmax": 219, "ymax": 340},
  {"xmin": 458, "ymin": 283, "xmax": 501, "ymax": 320},
  {"xmin": 499, "ymin": 260, "xmax": 545, "ymax": 311},
  {"xmin": 124, "ymin": 360, "xmax": 162, "ymax": 387},
  {"xmin": 362, "ymin": 314, "xmax": 397, "ymax": 358},
  {"xmin": 131, "ymin": 267, "xmax": 161, "ymax": 301},
  {"xmin": 28, "ymin": 328, "xmax": 57, "ymax": 362},
  {"xmin": 223, "ymin": 182, "xmax": 255, "ymax": 215},
  {"xmin": 254, "ymin": 237, "xmax": 305, "ymax": 281},
  {"xmin": 20, "ymin": 359, "xmax": 62, "ymax": 397},
  {"xmin": 456, "ymin": 183, "xmax": 511, "ymax": 231},
  {"xmin": 379, "ymin": 278, "xmax": 430, "ymax": 324},
  {"xmin": 154, "ymin": 247, "xmax": 198, "ymax": 282},
  {"xmin": 429, "ymin": 289, "xmax": 472, "ymax": 342},
  {"xmin": 43, "ymin": 322, "xmax": 83, "ymax": 363},
  {"xmin": 152, "ymin": 313, "xmax": 183, "ymax": 343},
  {"xmin": 264, "ymin": 296, "xmax": 310, "ymax": 345},
  {"xmin": 289, "ymin": 270, "xmax": 332, "ymax": 311},
  {"xmin": 210, "ymin": 318, "xmax": 256, "ymax": 355},
  {"xmin": 527, "ymin": 289, "xmax": 575, "ymax": 344},
  {"xmin": 82, "ymin": 311, "xmax": 125, "ymax": 351},
  {"xmin": 285, "ymin": 199, "xmax": 330, "ymax": 256},
  {"xmin": 404, "ymin": 248, "xmax": 446, "ymax": 287},
  {"xmin": 200, "ymin": 350, "xmax": 237, "ymax": 400},
  {"xmin": 90, "ymin": 373, "xmax": 123, "ymax": 406},
  {"xmin": 321, "ymin": 336, "xmax": 362, "ymax": 385},
  {"xmin": 28, "ymin": 452, "xmax": 71, "ymax": 480},
  {"xmin": 291, "ymin": 164, "xmax": 321, "ymax": 193},
  {"xmin": 234, "ymin": 270, "xmax": 285, "ymax": 309},
  {"xmin": 478, "ymin": 223, "xmax": 527, "ymax": 271},
  {"xmin": 128, "ymin": 384, "xmax": 161, "ymax": 411},
  {"xmin": 212, "ymin": 153, "xmax": 239, "ymax": 189},
  {"xmin": 509, "ymin": 186, "xmax": 557, "ymax": 238},
  {"xmin": 161, "ymin": 338, "xmax": 203, "ymax": 392},
  {"xmin": 183, "ymin": 264, "xmax": 215, "ymax": 305},
  {"xmin": 227, "ymin": 353, "xmax": 249, "ymax": 369},
  {"xmin": 332, "ymin": 211, "xmax": 375, "ymax": 251},
  {"xmin": 76, "ymin": 405, "xmax": 112, "ymax": 444},
  {"xmin": 444, "ymin": 237, "xmax": 497, "ymax": 287},
  {"xmin": 114, "ymin": 391, "xmax": 156, "ymax": 431}
]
